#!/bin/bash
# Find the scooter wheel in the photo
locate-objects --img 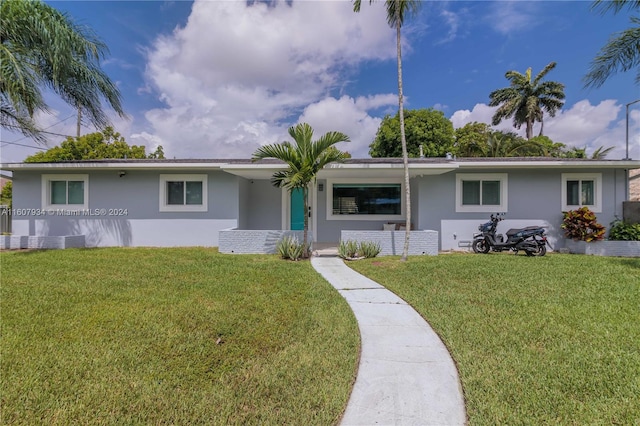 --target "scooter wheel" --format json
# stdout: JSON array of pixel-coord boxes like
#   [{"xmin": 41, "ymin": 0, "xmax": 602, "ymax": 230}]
[
  {"xmin": 472, "ymin": 239, "xmax": 490, "ymax": 254},
  {"xmin": 525, "ymin": 244, "xmax": 547, "ymax": 257}
]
